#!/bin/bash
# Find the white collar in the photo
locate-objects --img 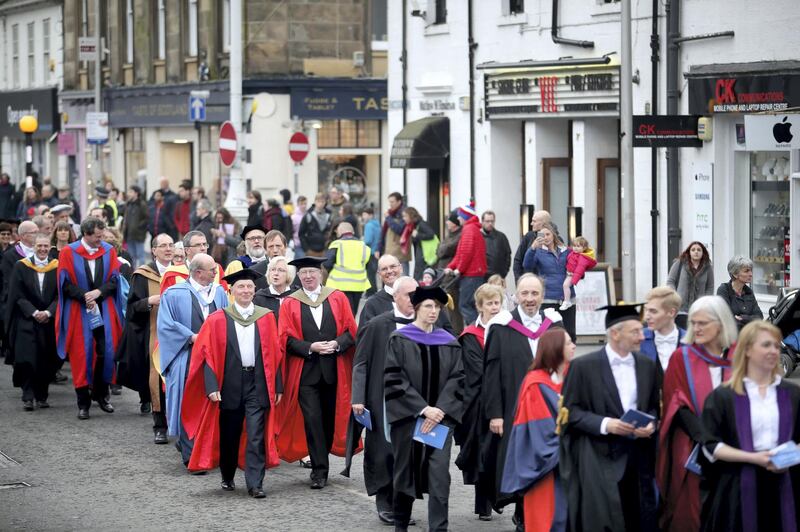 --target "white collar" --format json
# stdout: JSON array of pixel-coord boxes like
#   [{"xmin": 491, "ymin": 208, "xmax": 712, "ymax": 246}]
[
  {"xmin": 155, "ymin": 260, "xmax": 170, "ymax": 276},
  {"xmin": 743, "ymin": 375, "xmax": 782, "ymax": 390},
  {"xmin": 476, "ymin": 315, "xmax": 490, "ymax": 329},
  {"xmin": 80, "ymin": 239, "xmax": 98, "ymax": 255},
  {"xmin": 189, "ymin": 277, "xmax": 214, "ymax": 296},
  {"xmin": 19, "ymin": 242, "xmax": 34, "ymax": 255},
  {"xmin": 249, "ymin": 254, "xmax": 267, "ymax": 263},
  {"xmin": 269, "ymin": 285, "xmax": 287, "ymax": 296},
  {"xmin": 303, "ymin": 286, "xmax": 321, "ymax": 300},
  {"xmin": 392, "ymin": 303, "xmax": 414, "ymax": 320},
  {"xmin": 234, "ymin": 302, "xmax": 255, "ymax": 319},
  {"xmin": 605, "ymin": 344, "xmax": 635, "ymax": 365},
  {"xmin": 33, "ymin": 255, "xmax": 49, "ymax": 267},
  {"xmin": 654, "ymin": 325, "xmax": 679, "ymax": 341},
  {"xmin": 384, "ymin": 284, "xmax": 395, "ymax": 296},
  {"xmin": 517, "ymin": 306, "xmax": 542, "ymax": 328}
]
